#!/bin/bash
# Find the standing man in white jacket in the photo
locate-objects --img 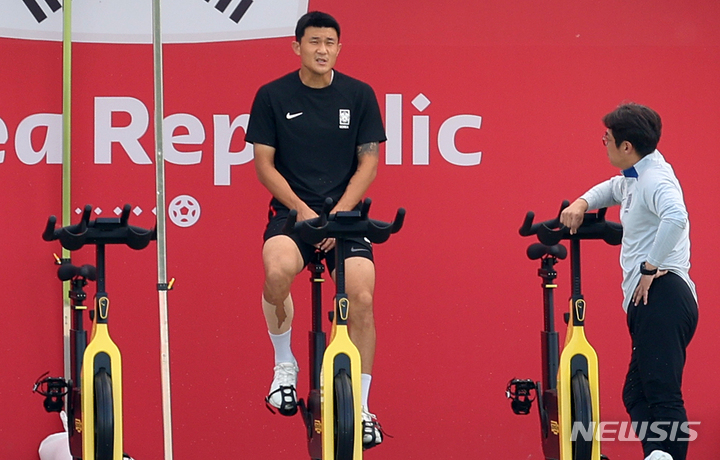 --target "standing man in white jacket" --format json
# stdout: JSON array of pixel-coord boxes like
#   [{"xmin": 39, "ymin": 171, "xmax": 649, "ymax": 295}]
[{"xmin": 560, "ymin": 103, "xmax": 698, "ymax": 460}]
